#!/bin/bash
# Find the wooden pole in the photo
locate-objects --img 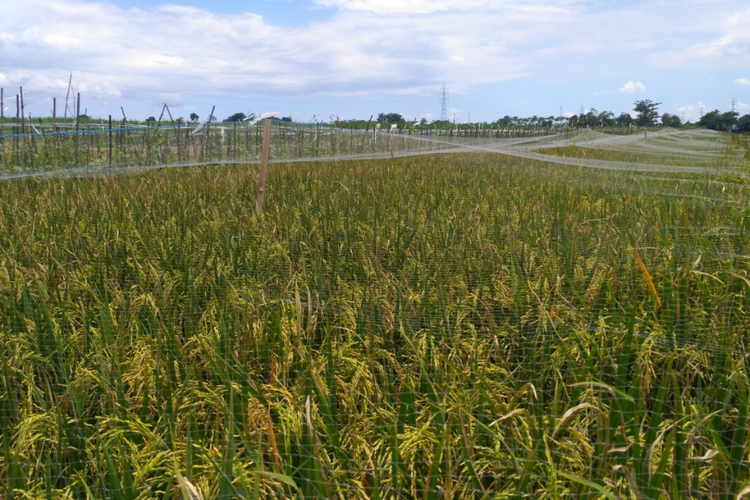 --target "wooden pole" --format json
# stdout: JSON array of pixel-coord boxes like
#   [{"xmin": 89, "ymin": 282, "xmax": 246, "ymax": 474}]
[
  {"xmin": 63, "ymin": 71, "xmax": 72, "ymax": 122},
  {"xmin": 15, "ymin": 93, "xmax": 20, "ymax": 167},
  {"xmin": 53, "ymin": 98, "xmax": 57, "ymax": 169},
  {"xmin": 204, "ymin": 105, "xmax": 215, "ymax": 162},
  {"xmin": 256, "ymin": 119, "xmax": 272, "ymax": 213},
  {"xmin": 20, "ymin": 87, "xmax": 25, "ymax": 170},
  {"xmin": 75, "ymin": 92, "xmax": 80, "ymax": 166},
  {"xmin": 108, "ymin": 115, "xmax": 112, "ymax": 168},
  {"xmin": 164, "ymin": 104, "xmax": 181, "ymax": 162},
  {"xmin": 157, "ymin": 104, "xmax": 166, "ymax": 125}
]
